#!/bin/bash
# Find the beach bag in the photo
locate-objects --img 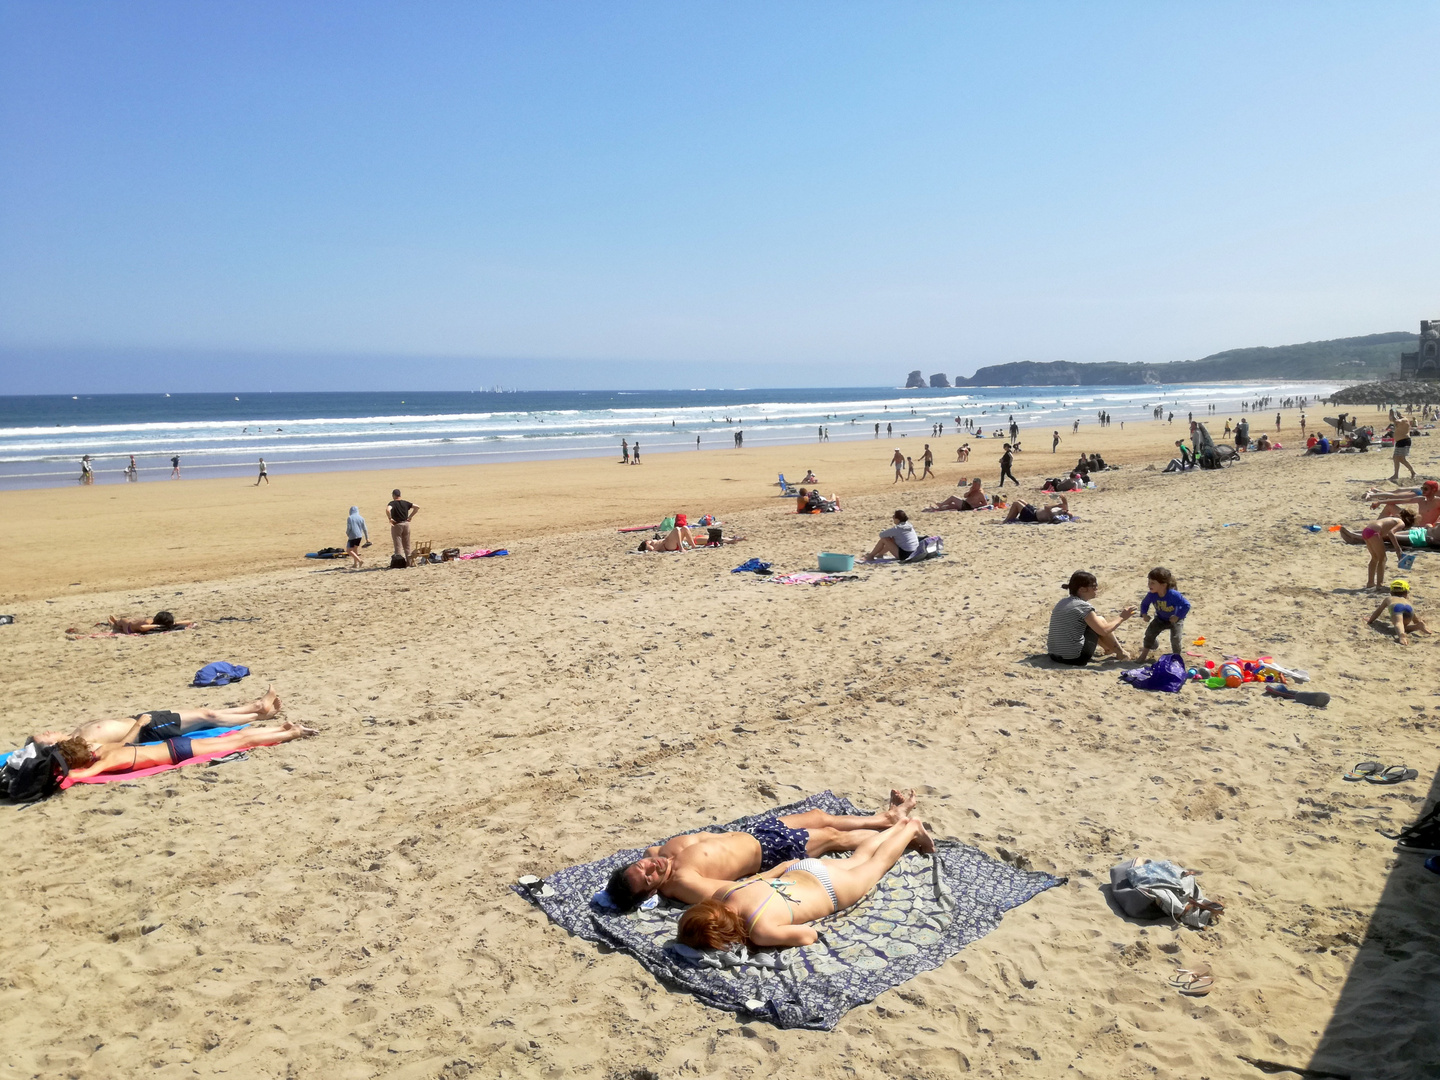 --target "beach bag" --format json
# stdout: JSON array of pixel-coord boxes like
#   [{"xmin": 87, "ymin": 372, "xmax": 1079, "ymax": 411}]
[
  {"xmin": 1109, "ymin": 858, "xmax": 1222, "ymax": 929},
  {"xmin": 1119, "ymin": 654, "xmax": 1187, "ymax": 693},
  {"xmin": 0, "ymin": 742, "xmax": 69, "ymax": 803},
  {"xmin": 389, "ymin": 554, "xmax": 408, "ymax": 569}
]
